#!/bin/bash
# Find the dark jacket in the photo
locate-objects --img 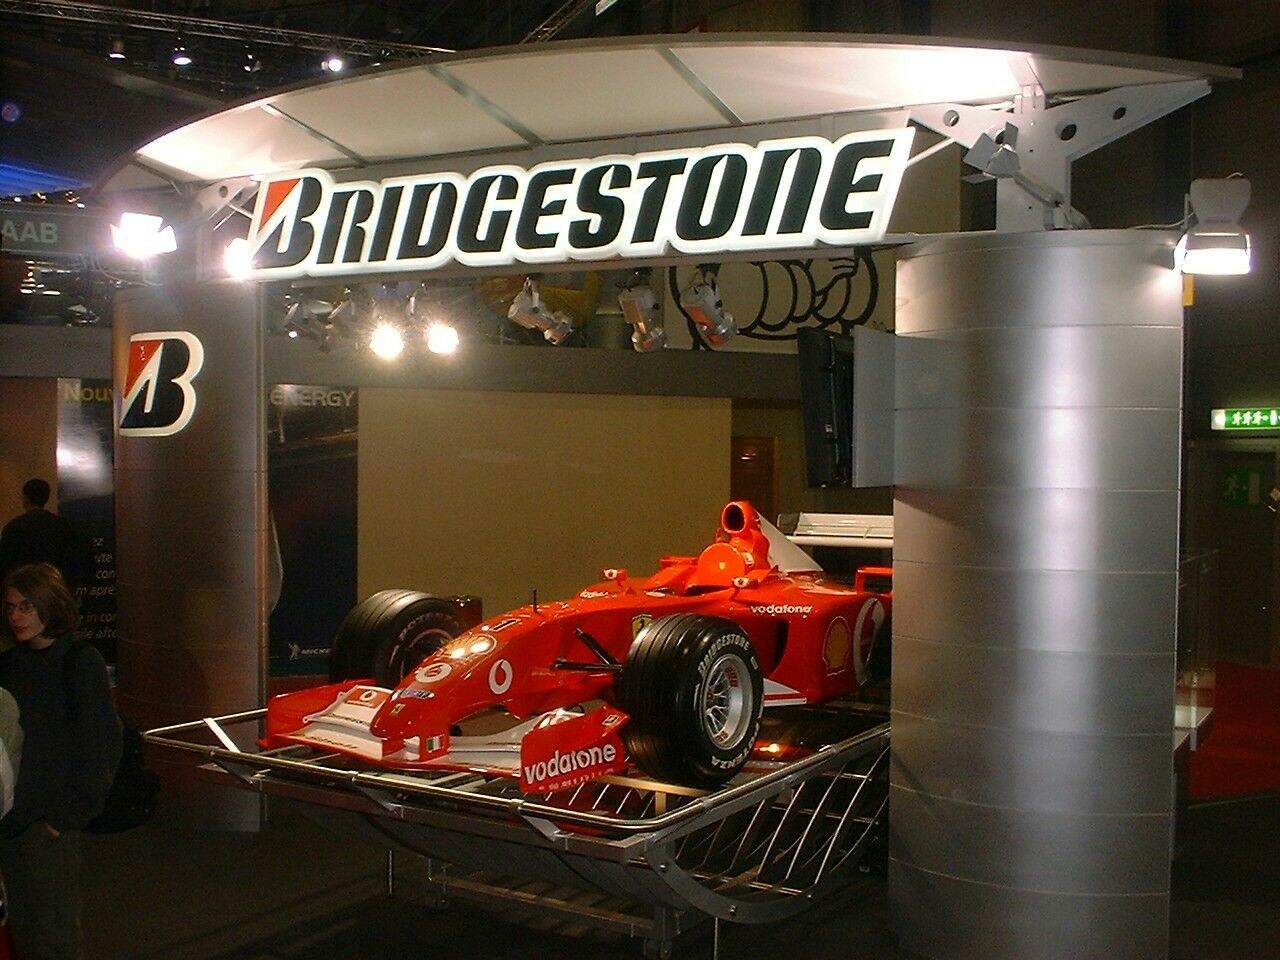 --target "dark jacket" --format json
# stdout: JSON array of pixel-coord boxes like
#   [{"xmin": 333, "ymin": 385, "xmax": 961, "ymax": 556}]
[
  {"xmin": 0, "ymin": 508, "xmax": 81, "ymax": 584},
  {"xmin": 0, "ymin": 635, "xmax": 122, "ymax": 835}
]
